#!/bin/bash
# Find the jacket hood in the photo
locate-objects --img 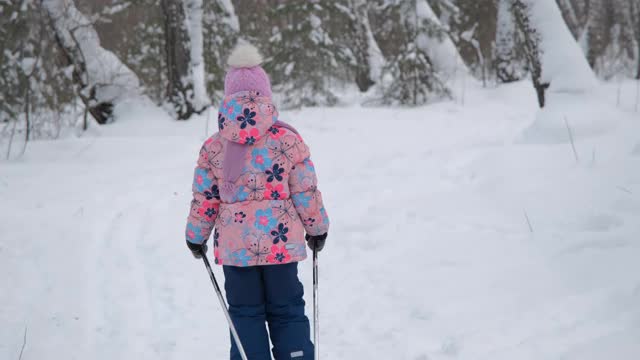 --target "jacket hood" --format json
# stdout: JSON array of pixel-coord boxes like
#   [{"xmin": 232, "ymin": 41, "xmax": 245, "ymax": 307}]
[{"xmin": 218, "ymin": 90, "xmax": 278, "ymax": 144}]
